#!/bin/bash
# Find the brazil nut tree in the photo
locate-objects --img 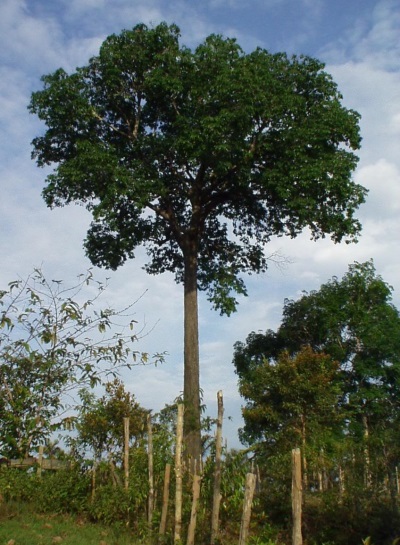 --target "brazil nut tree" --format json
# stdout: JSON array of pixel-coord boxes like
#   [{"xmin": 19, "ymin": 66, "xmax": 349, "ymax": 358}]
[{"xmin": 29, "ymin": 22, "xmax": 366, "ymax": 465}]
